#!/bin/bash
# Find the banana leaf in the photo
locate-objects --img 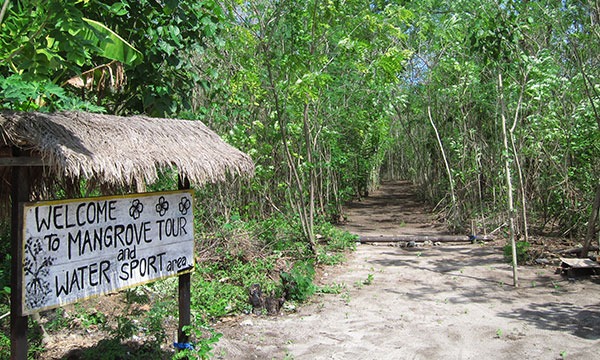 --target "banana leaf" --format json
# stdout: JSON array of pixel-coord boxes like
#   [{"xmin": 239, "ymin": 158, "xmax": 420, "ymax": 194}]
[{"xmin": 83, "ymin": 17, "xmax": 143, "ymax": 66}]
